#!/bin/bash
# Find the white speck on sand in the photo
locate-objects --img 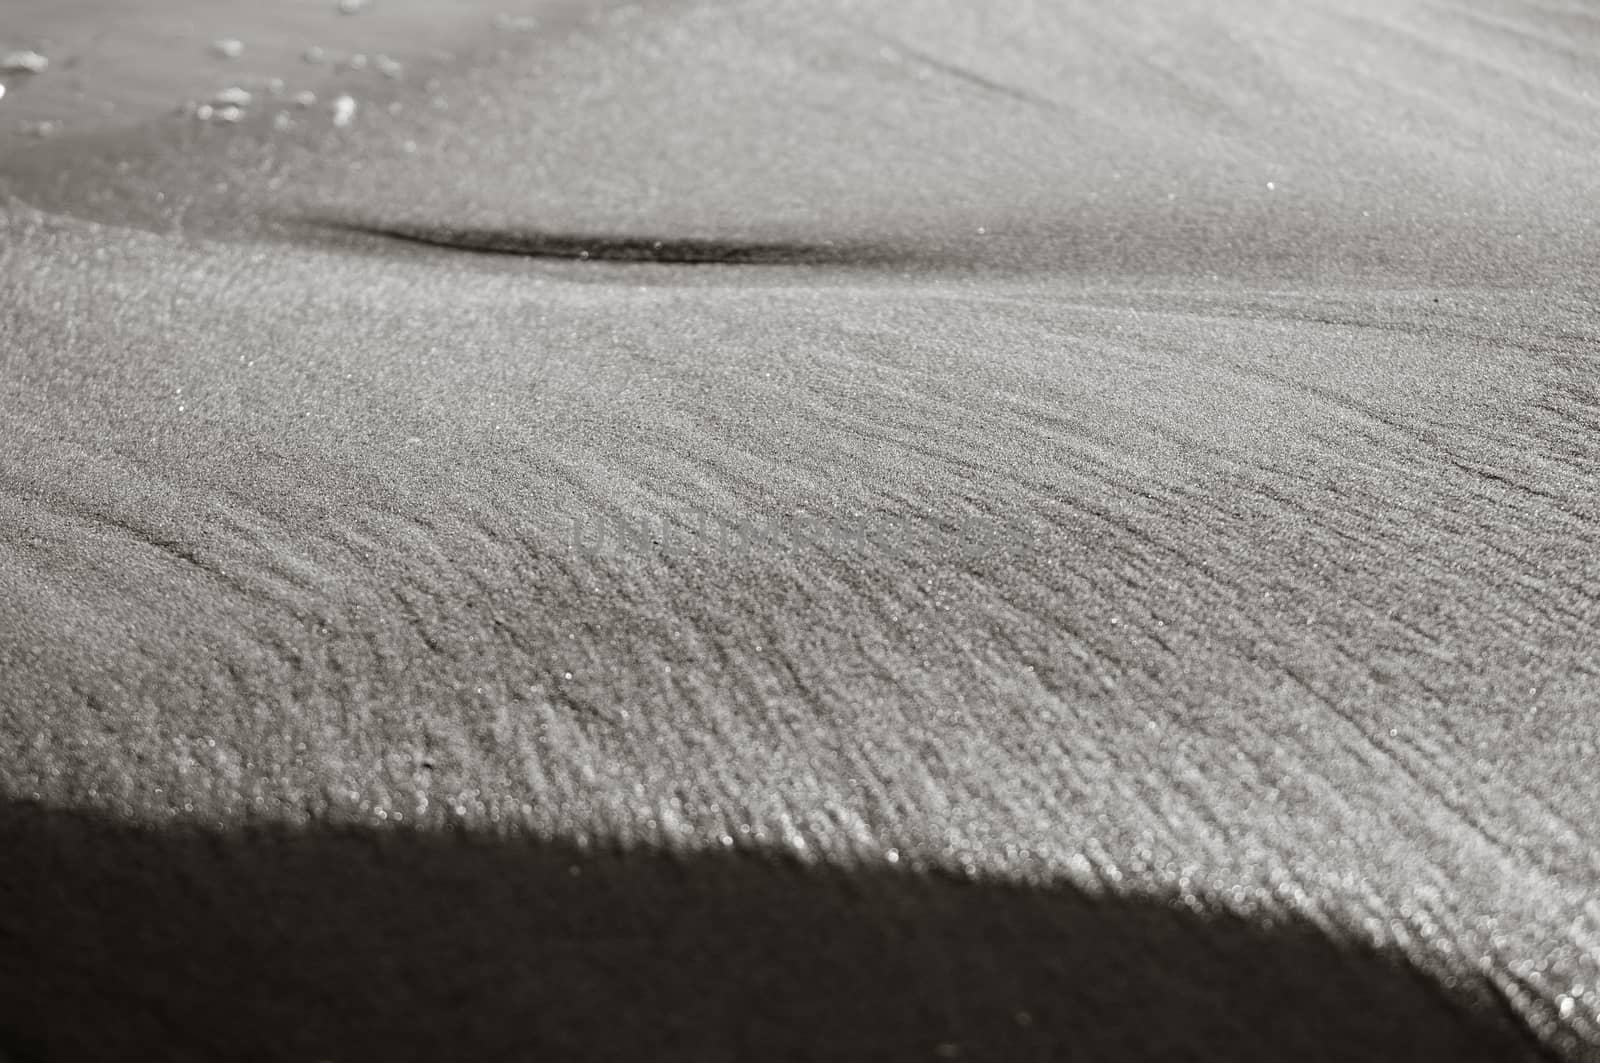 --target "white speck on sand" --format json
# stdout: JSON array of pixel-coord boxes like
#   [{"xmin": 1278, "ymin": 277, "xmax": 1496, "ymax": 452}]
[
  {"xmin": 331, "ymin": 93, "xmax": 356, "ymax": 127},
  {"xmin": 1, "ymin": 50, "xmax": 49, "ymax": 74}
]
